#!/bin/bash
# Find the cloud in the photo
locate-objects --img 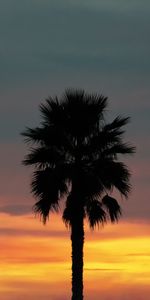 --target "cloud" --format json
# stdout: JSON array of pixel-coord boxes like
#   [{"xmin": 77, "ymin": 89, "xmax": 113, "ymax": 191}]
[
  {"xmin": 85, "ymin": 268, "xmax": 123, "ymax": 272},
  {"xmin": 0, "ymin": 279, "xmax": 69, "ymax": 300},
  {"xmin": 0, "ymin": 205, "xmax": 31, "ymax": 216},
  {"xmin": 0, "ymin": 226, "xmax": 68, "ymax": 238},
  {"xmin": 126, "ymin": 253, "xmax": 150, "ymax": 257}
]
